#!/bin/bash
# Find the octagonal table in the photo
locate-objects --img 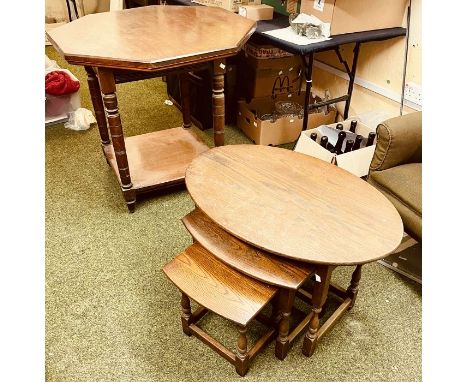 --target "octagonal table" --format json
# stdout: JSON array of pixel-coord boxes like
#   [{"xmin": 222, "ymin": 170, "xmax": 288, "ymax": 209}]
[{"xmin": 46, "ymin": 6, "xmax": 256, "ymax": 212}]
